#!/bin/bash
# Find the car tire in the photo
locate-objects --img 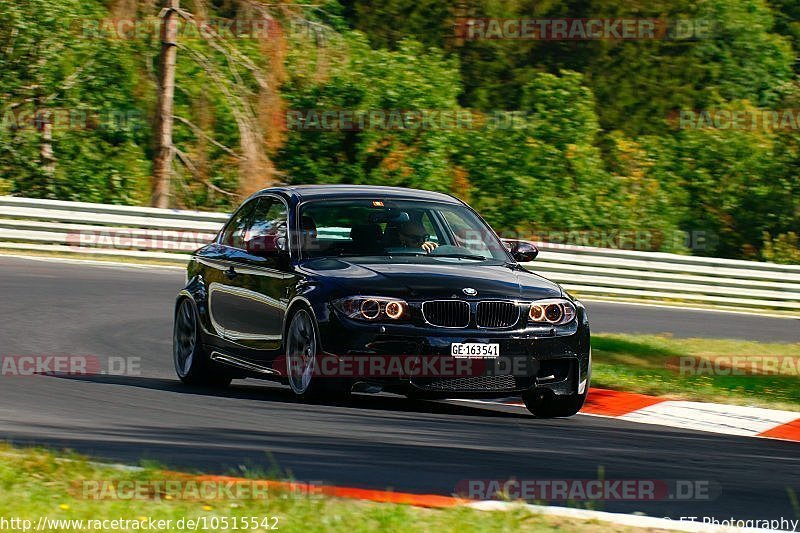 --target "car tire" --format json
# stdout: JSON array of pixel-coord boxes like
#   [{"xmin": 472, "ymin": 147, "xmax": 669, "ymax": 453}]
[
  {"xmin": 521, "ymin": 389, "xmax": 587, "ymax": 418},
  {"xmin": 285, "ymin": 307, "xmax": 350, "ymax": 401},
  {"xmin": 173, "ymin": 298, "xmax": 232, "ymax": 387}
]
